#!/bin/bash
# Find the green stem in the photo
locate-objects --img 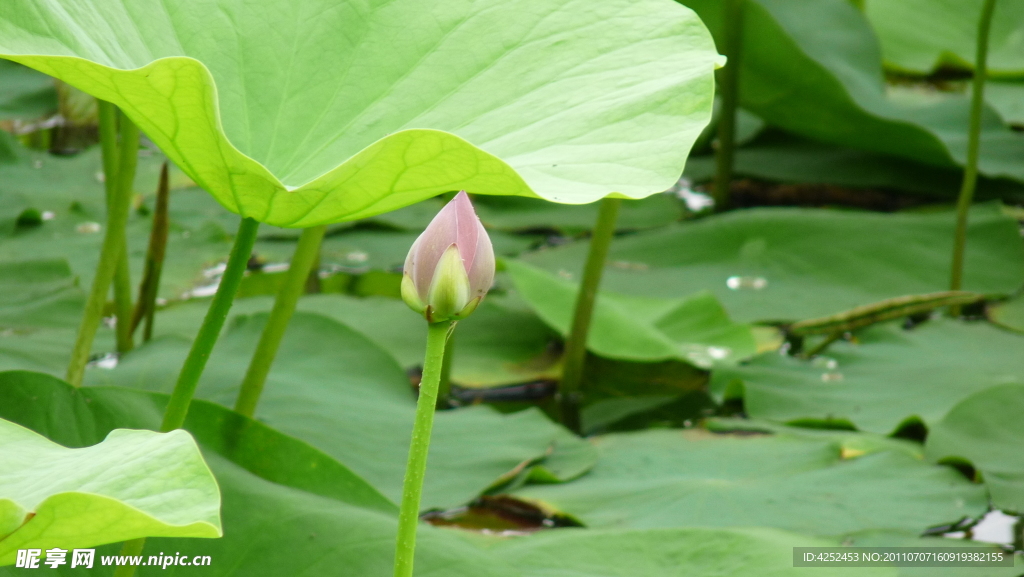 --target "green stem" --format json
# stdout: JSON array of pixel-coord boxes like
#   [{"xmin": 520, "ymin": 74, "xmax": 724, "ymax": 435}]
[
  {"xmin": 160, "ymin": 217, "xmax": 259, "ymax": 432},
  {"xmin": 111, "ymin": 538, "xmax": 146, "ymax": 577},
  {"xmin": 96, "ymin": 101, "xmax": 138, "ymax": 354},
  {"xmin": 394, "ymin": 320, "xmax": 454, "ymax": 577},
  {"xmin": 113, "ymin": 247, "xmax": 134, "ymax": 353},
  {"xmin": 132, "ymin": 162, "xmax": 171, "ymax": 342},
  {"xmin": 950, "ymin": 0, "xmax": 997, "ymax": 312},
  {"xmin": 436, "ymin": 336, "xmax": 455, "ymax": 410},
  {"xmin": 712, "ymin": 0, "xmax": 746, "ymax": 211},
  {"xmin": 234, "ymin": 224, "xmax": 327, "ymax": 418},
  {"xmin": 559, "ymin": 197, "xmax": 621, "ymax": 433},
  {"xmin": 65, "ymin": 111, "xmax": 139, "ymax": 386}
]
